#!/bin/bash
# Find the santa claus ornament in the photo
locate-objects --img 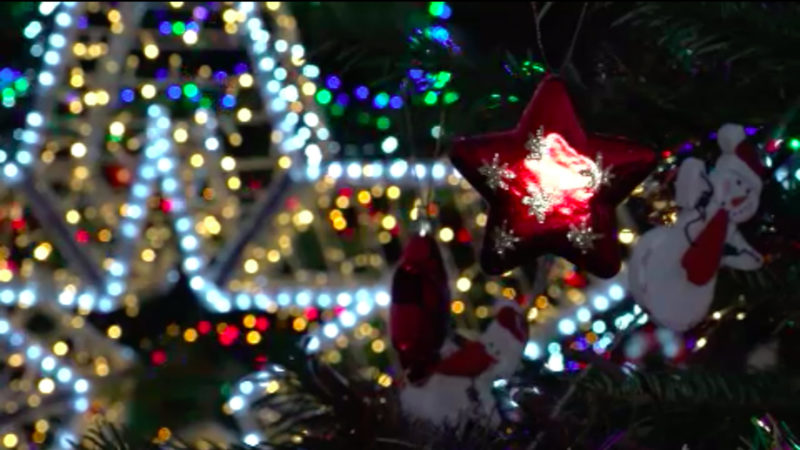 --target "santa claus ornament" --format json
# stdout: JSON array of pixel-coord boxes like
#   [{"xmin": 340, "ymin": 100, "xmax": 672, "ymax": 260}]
[
  {"xmin": 629, "ymin": 124, "xmax": 764, "ymax": 331},
  {"xmin": 398, "ymin": 300, "xmax": 529, "ymax": 426},
  {"xmin": 450, "ymin": 75, "xmax": 656, "ymax": 278}
]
